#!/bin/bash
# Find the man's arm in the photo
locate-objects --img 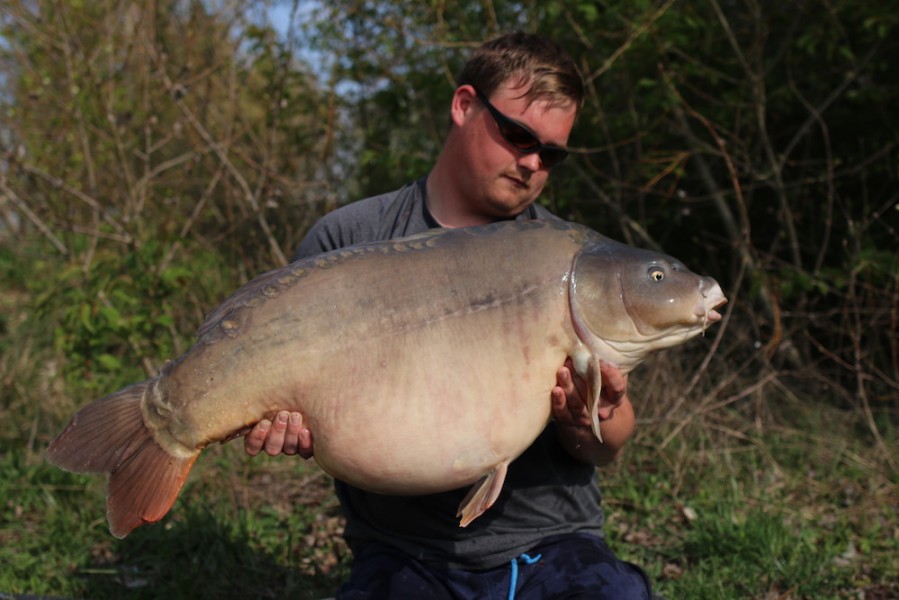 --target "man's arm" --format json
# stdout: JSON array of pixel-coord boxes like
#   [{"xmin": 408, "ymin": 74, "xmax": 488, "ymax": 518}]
[{"xmin": 551, "ymin": 360, "xmax": 635, "ymax": 466}]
